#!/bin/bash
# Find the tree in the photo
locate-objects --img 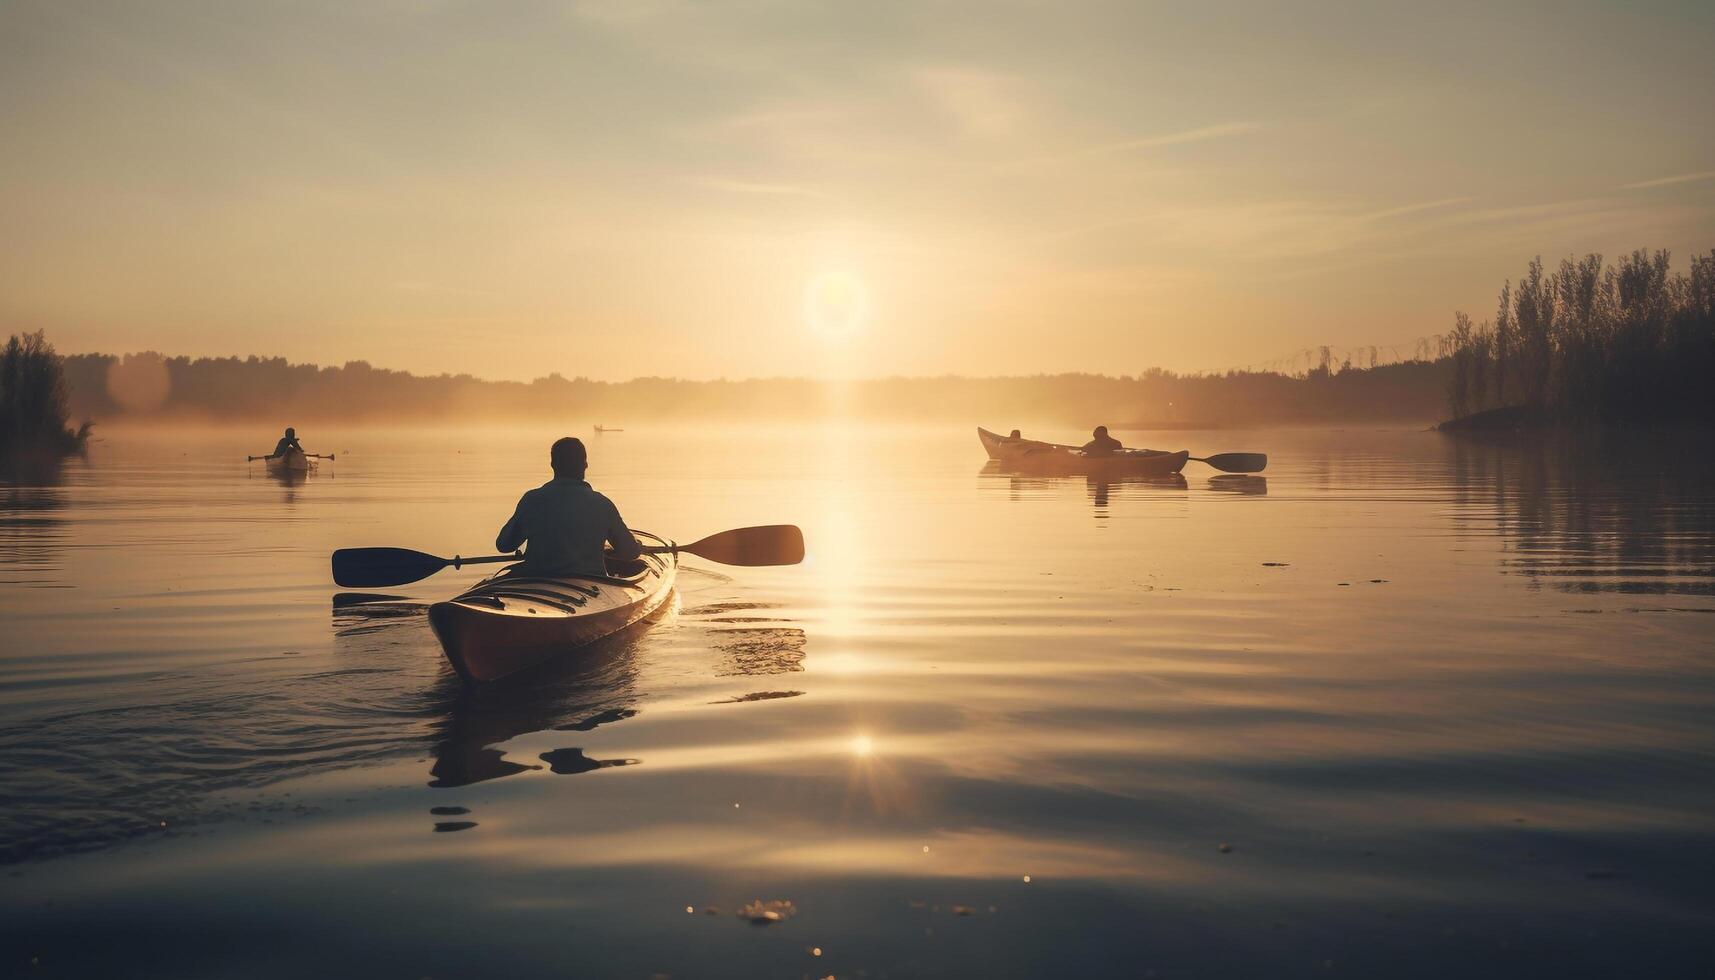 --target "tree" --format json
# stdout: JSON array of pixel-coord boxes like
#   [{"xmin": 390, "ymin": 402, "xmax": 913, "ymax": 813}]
[{"xmin": 0, "ymin": 331, "xmax": 90, "ymax": 460}]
